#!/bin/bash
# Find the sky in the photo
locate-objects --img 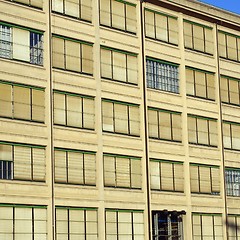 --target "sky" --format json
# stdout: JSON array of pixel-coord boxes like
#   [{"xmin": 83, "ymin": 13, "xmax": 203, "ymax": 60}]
[{"xmin": 198, "ymin": 0, "xmax": 240, "ymax": 15}]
